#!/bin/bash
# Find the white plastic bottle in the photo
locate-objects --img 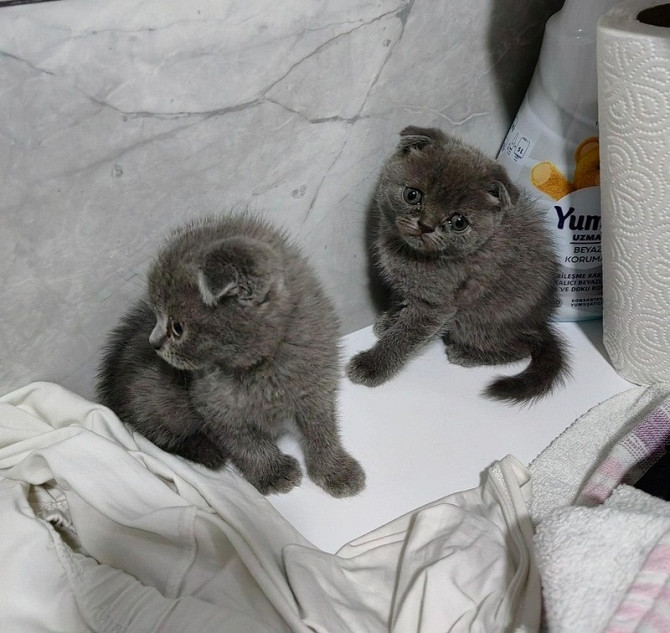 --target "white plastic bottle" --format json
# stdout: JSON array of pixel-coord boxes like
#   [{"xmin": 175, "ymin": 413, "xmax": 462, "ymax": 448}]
[{"xmin": 497, "ymin": 0, "xmax": 620, "ymax": 321}]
